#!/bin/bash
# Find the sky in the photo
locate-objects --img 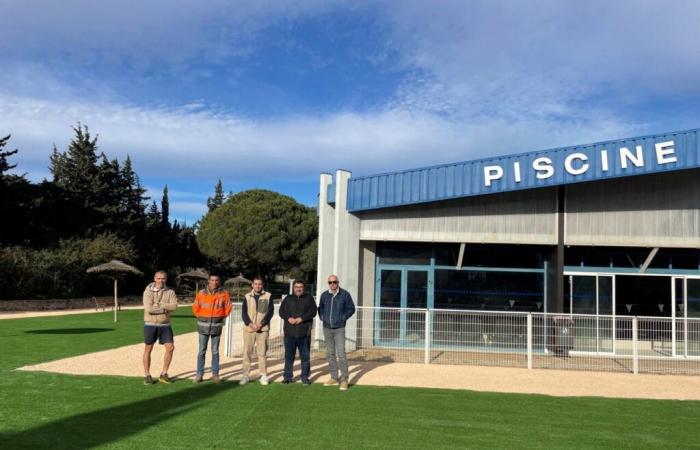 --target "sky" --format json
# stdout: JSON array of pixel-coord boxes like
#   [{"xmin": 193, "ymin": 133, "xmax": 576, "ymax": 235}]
[{"xmin": 2, "ymin": 0, "xmax": 700, "ymax": 223}]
